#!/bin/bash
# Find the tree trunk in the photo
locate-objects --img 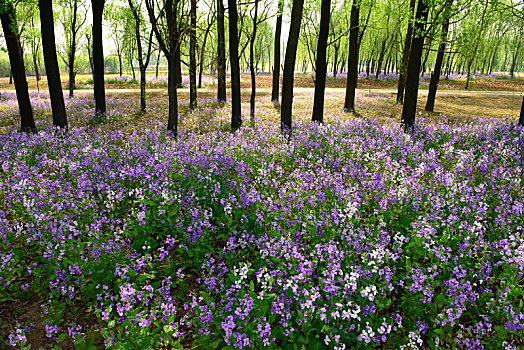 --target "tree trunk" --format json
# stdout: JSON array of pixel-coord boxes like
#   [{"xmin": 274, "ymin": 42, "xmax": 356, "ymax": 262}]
[
  {"xmin": 312, "ymin": 0, "xmax": 330, "ymax": 123},
  {"xmin": 510, "ymin": 35, "xmax": 521, "ymax": 78},
  {"xmin": 189, "ymin": 0, "xmax": 197, "ymax": 109},
  {"xmin": 1, "ymin": 3, "xmax": 36, "ymax": 132},
  {"xmin": 68, "ymin": 0, "xmax": 78, "ymax": 97},
  {"xmin": 249, "ymin": 0, "xmax": 259, "ymax": 123},
  {"xmin": 217, "ymin": 0, "xmax": 227, "ymax": 103},
  {"xmin": 198, "ymin": 19, "xmax": 213, "ymax": 88},
  {"xmin": 40, "ymin": 0, "xmax": 68, "ymax": 129},
  {"xmin": 400, "ymin": 0, "xmax": 428, "ymax": 130},
  {"xmin": 228, "ymin": 0, "xmax": 242, "ymax": 129},
  {"xmin": 271, "ymin": 0, "xmax": 284, "ymax": 102},
  {"xmin": 167, "ymin": 55, "xmax": 178, "ymax": 134},
  {"xmin": 280, "ymin": 0, "xmax": 304, "ymax": 133},
  {"xmin": 425, "ymin": 6, "xmax": 450, "ymax": 112},
  {"xmin": 175, "ymin": 46, "xmax": 182, "ymax": 87},
  {"xmin": 156, "ymin": 50, "xmax": 161, "ymax": 77},
  {"xmin": 344, "ymin": 0, "xmax": 360, "ymax": 113},
  {"xmin": 140, "ymin": 67, "xmax": 147, "ymax": 112},
  {"xmin": 118, "ymin": 53, "xmax": 123, "ymax": 76},
  {"xmin": 33, "ymin": 53, "xmax": 40, "ymax": 82},
  {"xmin": 92, "ymin": 0, "xmax": 106, "ymax": 117},
  {"xmin": 397, "ymin": 0, "xmax": 416, "ymax": 104}
]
